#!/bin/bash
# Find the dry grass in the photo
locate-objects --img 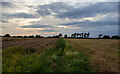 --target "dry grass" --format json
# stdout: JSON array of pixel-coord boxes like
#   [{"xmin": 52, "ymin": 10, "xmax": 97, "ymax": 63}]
[
  {"xmin": 2, "ymin": 38, "xmax": 58, "ymax": 49},
  {"xmin": 2, "ymin": 37, "xmax": 33, "ymax": 40},
  {"xmin": 65, "ymin": 39, "xmax": 118, "ymax": 72}
]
